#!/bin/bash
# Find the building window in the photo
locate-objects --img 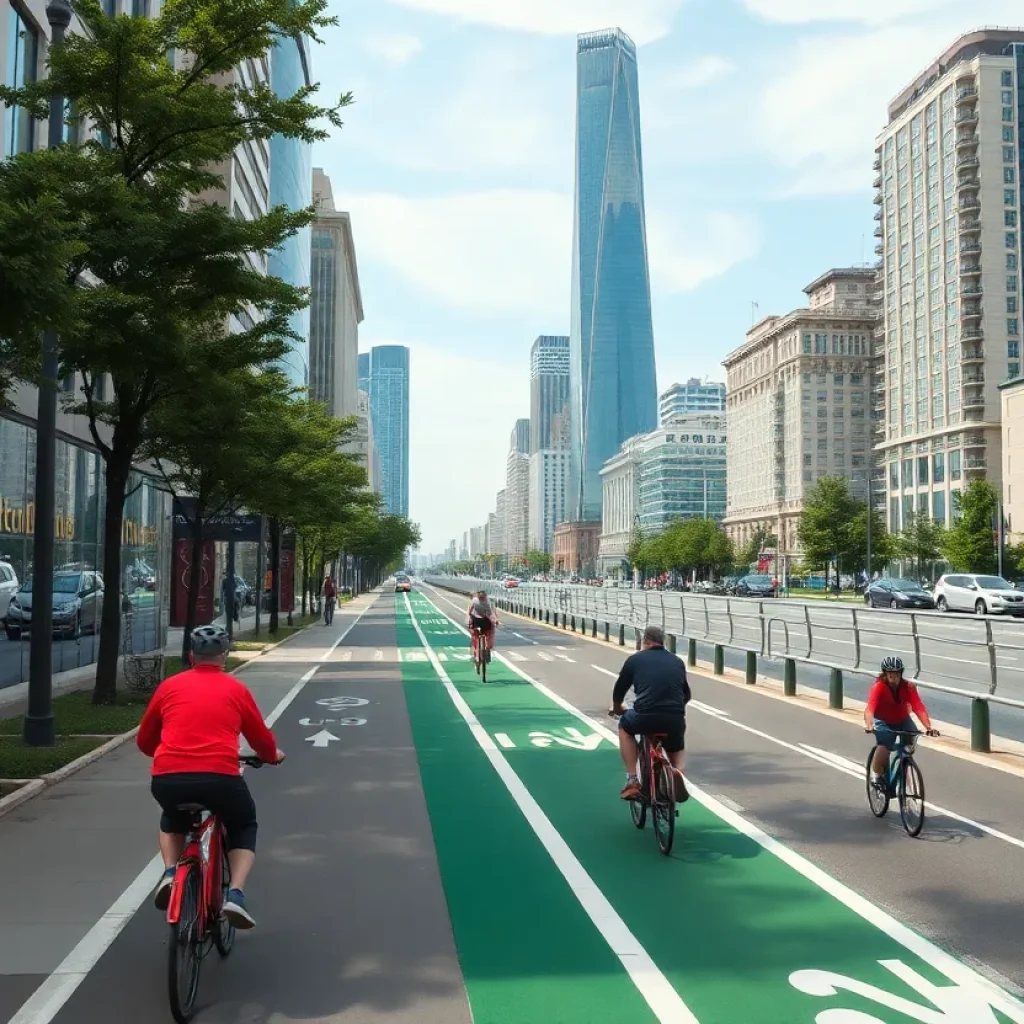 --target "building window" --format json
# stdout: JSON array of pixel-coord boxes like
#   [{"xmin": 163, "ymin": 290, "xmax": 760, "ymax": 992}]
[
  {"xmin": 933, "ymin": 452, "xmax": 945, "ymax": 484},
  {"xmin": 918, "ymin": 456, "xmax": 929, "ymax": 485},
  {"xmin": 802, "ymin": 335, "xmax": 811, "ymax": 354},
  {"xmin": 1008, "ymin": 233, "xmax": 1018, "ymax": 249},
  {"xmin": 950, "ymin": 450, "xmax": 961, "ymax": 481},
  {"xmin": 903, "ymin": 458, "xmax": 913, "ymax": 487},
  {"xmin": 132, "ymin": 0, "xmax": 148, "ymax": 13},
  {"xmin": 1003, "ymin": 70, "xmax": 1014, "ymax": 87},
  {"xmin": 1004, "ymin": 107, "xmax": 1015, "ymax": 123},
  {"xmin": 1009, "ymin": 341, "xmax": 1020, "ymax": 358},
  {"xmin": 1011, "ymin": 362, "xmax": 1021, "ymax": 379},
  {"xmin": 101, "ymin": 0, "xmax": 115, "ymax": 13},
  {"xmin": 1007, "ymin": 189, "xmax": 1017, "ymax": 206},
  {"xmin": 1006, "ymin": 167, "xmax": 1017, "ymax": 185},
  {"xmin": 1010, "ymin": 320, "xmax": 1020, "ymax": 337},
  {"xmin": 1005, "ymin": 146, "xmax": 1017, "ymax": 163},
  {"xmin": 1009, "ymin": 211, "xmax": 1019, "ymax": 228},
  {"xmin": 4, "ymin": 3, "xmax": 38, "ymax": 158},
  {"xmin": 1010, "ymin": 297, "xmax": 1018, "ymax": 314},
  {"xmin": 1005, "ymin": 126, "xmax": 1017, "ymax": 143}
]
